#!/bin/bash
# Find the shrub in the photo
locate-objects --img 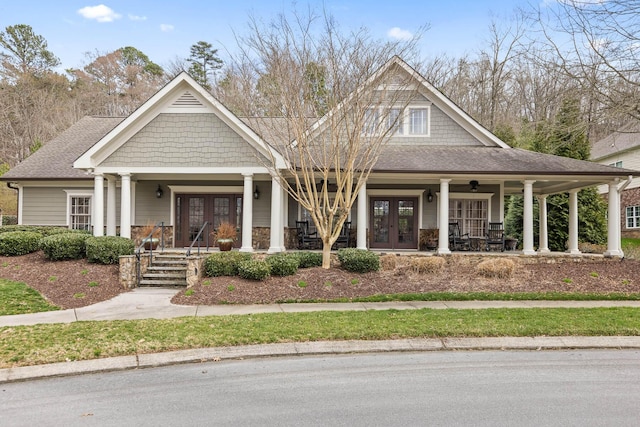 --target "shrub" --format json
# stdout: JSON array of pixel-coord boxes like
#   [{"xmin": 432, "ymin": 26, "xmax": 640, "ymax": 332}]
[
  {"xmin": 476, "ymin": 258, "xmax": 516, "ymax": 279},
  {"xmin": 0, "ymin": 225, "xmax": 88, "ymax": 237},
  {"xmin": 0, "ymin": 231, "xmax": 42, "ymax": 256},
  {"xmin": 294, "ymin": 251, "xmax": 323, "ymax": 268},
  {"xmin": 86, "ymin": 236, "xmax": 135, "ymax": 264},
  {"xmin": 2, "ymin": 215, "xmax": 17, "ymax": 225},
  {"xmin": 337, "ymin": 248, "xmax": 380, "ymax": 273},
  {"xmin": 410, "ymin": 256, "xmax": 446, "ymax": 274},
  {"xmin": 237, "ymin": 259, "xmax": 271, "ymax": 280},
  {"xmin": 204, "ymin": 251, "xmax": 252, "ymax": 277},
  {"xmin": 266, "ymin": 253, "xmax": 300, "ymax": 276},
  {"xmin": 41, "ymin": 233, "xmax": 91, "ymax": 260},
  {"xmin": 380, "ymin": 254, "xmax": 397, "ymax": 271}
]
